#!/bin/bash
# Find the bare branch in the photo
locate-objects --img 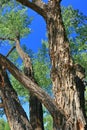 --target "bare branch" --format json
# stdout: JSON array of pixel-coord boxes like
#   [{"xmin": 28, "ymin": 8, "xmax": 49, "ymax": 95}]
[
  {"xmin": 6, "ymin": 46, "xmax": 16, "ymax": 57},
  {"xmin": 17, "ymin": 0, "xmax": 47, "ymax": 19}
]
